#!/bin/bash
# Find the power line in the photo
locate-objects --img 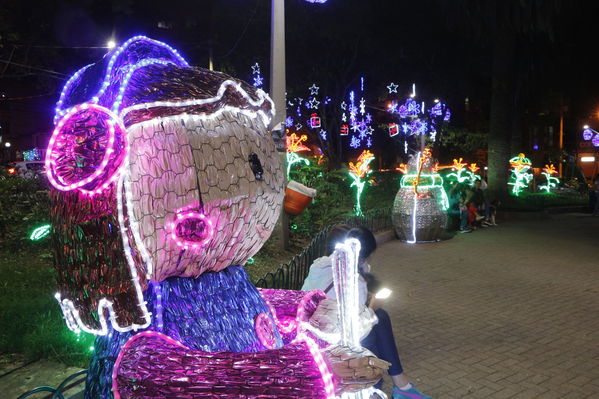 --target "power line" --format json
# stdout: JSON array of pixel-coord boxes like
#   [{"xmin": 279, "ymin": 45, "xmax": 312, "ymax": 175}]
[
  {"xmin": 0, "ymin": 59, "xmax": 67, "ymax": 79},
  {"xmin": 219, "ymin": 0, "xmax": 261, "ymax": 59},
  {"xmin": 0, "ymin": 92, "xmax": 55, "ymax": 101}
]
